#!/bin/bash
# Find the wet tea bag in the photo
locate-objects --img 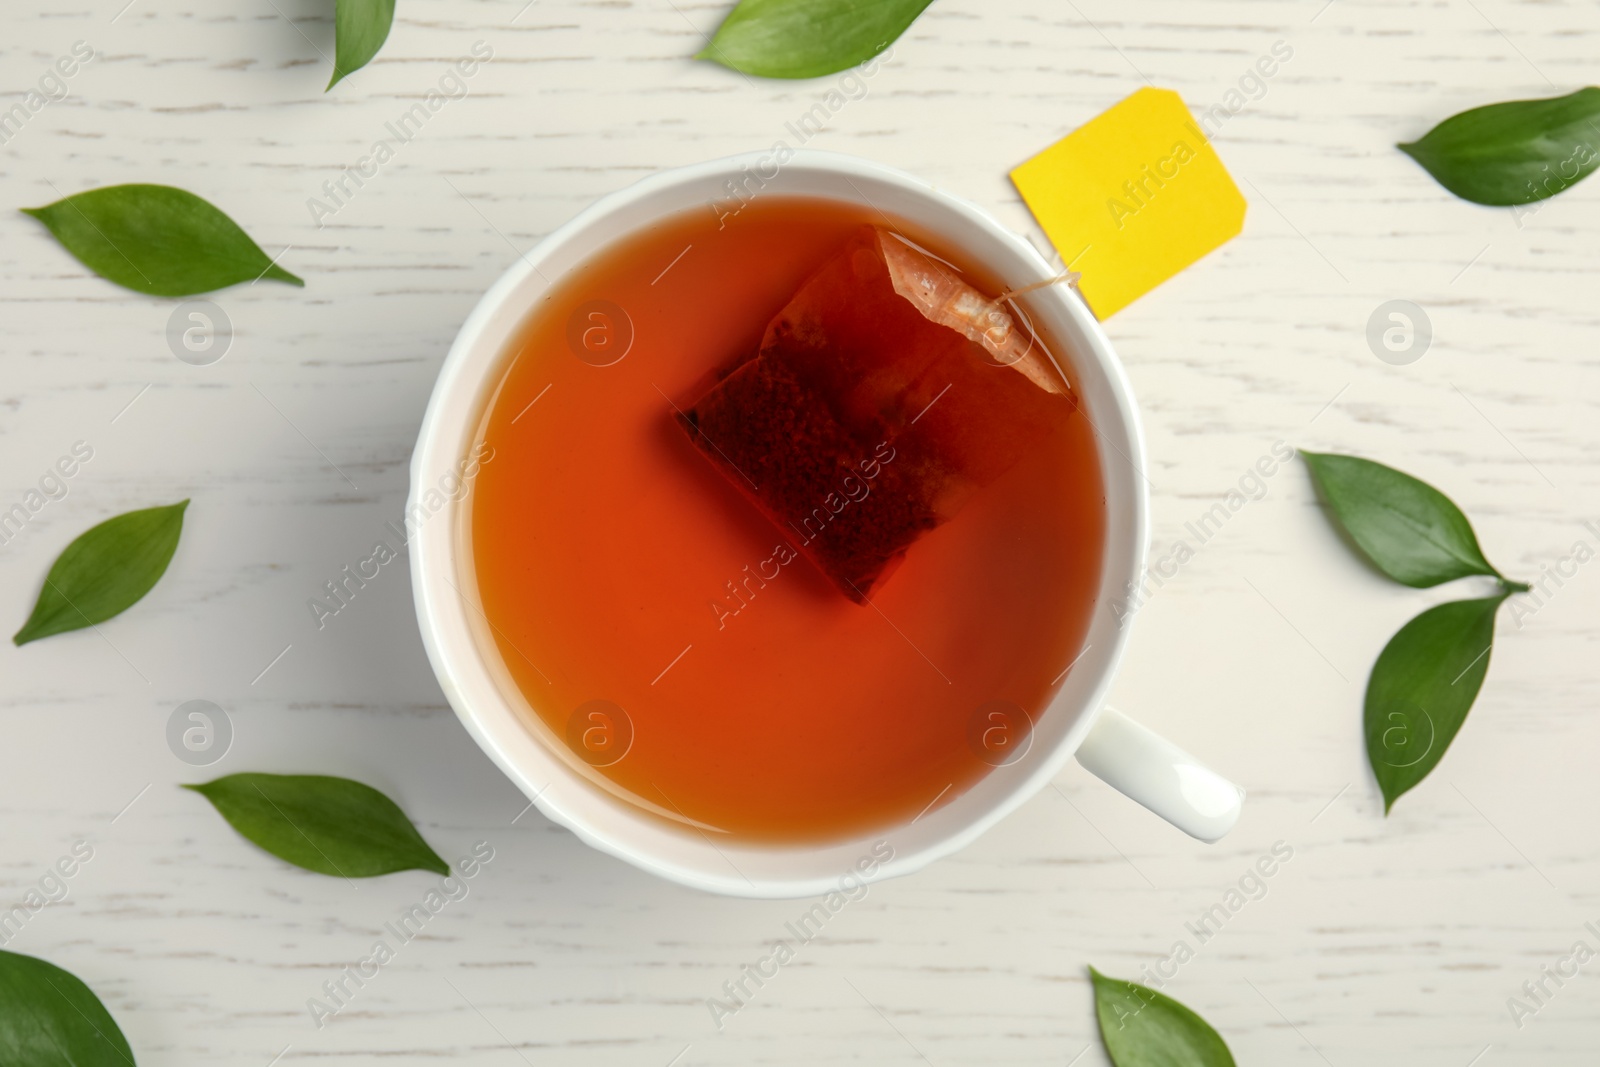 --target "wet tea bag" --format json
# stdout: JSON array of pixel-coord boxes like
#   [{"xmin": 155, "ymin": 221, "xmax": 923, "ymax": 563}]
[{"xmin": 678, "ymin": 226, "xmax": 1076, "ymax": 602}]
